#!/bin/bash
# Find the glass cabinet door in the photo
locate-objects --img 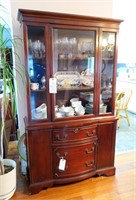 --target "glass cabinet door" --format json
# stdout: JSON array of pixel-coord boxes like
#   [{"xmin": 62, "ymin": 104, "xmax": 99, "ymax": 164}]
[
  {"xmin": 27, "ymin": 26, "xmax": 47, "ymax": 120},
  {"xmin": 52, "ymin": 28, "xmax": 96, "ymax": 119},
  {"xmin": 100, "ymin": 32, "xmax": 116, "ymax": 113}
]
